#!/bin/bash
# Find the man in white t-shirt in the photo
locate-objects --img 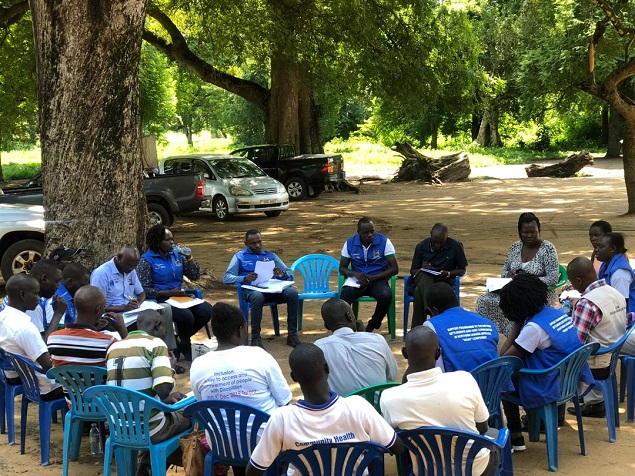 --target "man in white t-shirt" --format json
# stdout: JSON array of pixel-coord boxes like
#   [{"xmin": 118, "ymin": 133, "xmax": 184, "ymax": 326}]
[
  {"xmin": 0, "ymin": 274, "xmax": 62, "ymax": 400},
  {"xmin": 380, "ymin": 326, "xmax": 494, "ymax": 476},
  {"xmin": 314, "ymin": 298, "xmax": 397, "ymax": 395},
  {"xmin": 339, "ymin": 217, "xmax": 399, "ymax": 332},
  {"xmin": 245, "ymin": 343, "xmax": 404, "ymax": 475},
  {"xmin": 190, "ymin": 302, "xmax": 292, "ymax": 414}
]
